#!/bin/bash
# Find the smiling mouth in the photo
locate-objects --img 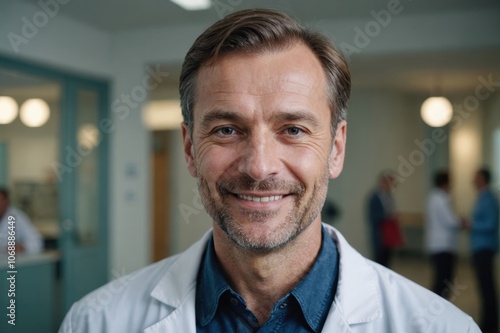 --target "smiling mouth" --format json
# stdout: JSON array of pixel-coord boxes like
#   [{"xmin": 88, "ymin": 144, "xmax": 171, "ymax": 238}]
[{"xmin": 236, "ymin": 194, "xmax": 284, "ymax": 202}]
